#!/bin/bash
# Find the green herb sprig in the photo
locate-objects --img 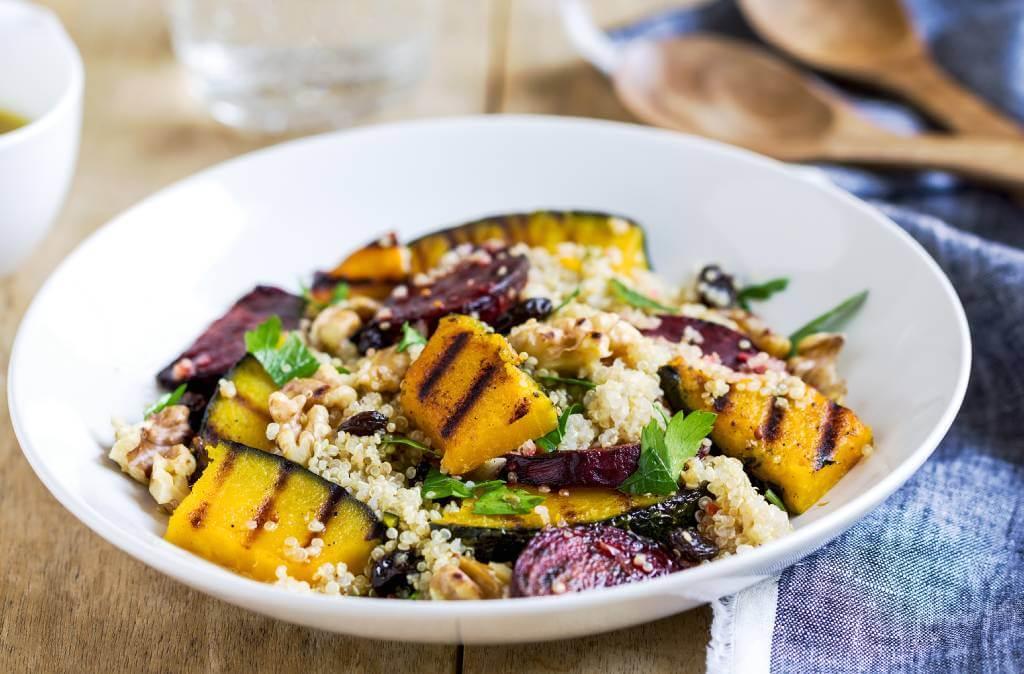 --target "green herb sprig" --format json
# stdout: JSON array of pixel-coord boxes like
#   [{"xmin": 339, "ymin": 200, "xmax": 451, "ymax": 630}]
[
  {"xmin": 471, "ymin": 483, "xmax": 546, "ymax": 516},
  {"xmin": 535, "ymin": 403, "xmax": 583, "ymax": 452},
  {"xmin": 619, "ymin": 410, "xmax": 717, "ymax": 496},
  {"xmin": 535, "ymin": 374, "xmax": 596, "ymax": 390},
  {"xmin": 397, "ymin": 322, "xmax": 427, "ymax": 352},
  {"xmin": 381, "ymin": 434, "xmax": 432, "ymax": 453},
  {"xmin": 737, "ymin": 277, "xmax": 789, "ymax": 310},
  {"xmin": 421, "ymin": 468, "xmax": 473, "ymax": 500},
  {"xmin": 789, "ymin": 290, "xmax": 869, "ymax": 355},
  {"xmin": 244, "ymin": 315, "xmax": 320, "ymax": 386},
  {"xmin": 609, "ymin": 279, "xmax": 676, "ymax": 314},
  {"xmin": 144, "ymin": 383, "xmax": 187, "ymax": 419},
  {"xmin": 554, "ymin": 287, "xmax": 580, "ymax": 313},
  {"xmin": 330, "ymin": 282, "xmax": 350, "ymax": 304},
  {"xmin": 765, "ymin": 488, "xmax": 787, "ymax": 512},
  {"xmin": 419, "ymin": 470, "xmax": 545, "ymax": 516}
]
